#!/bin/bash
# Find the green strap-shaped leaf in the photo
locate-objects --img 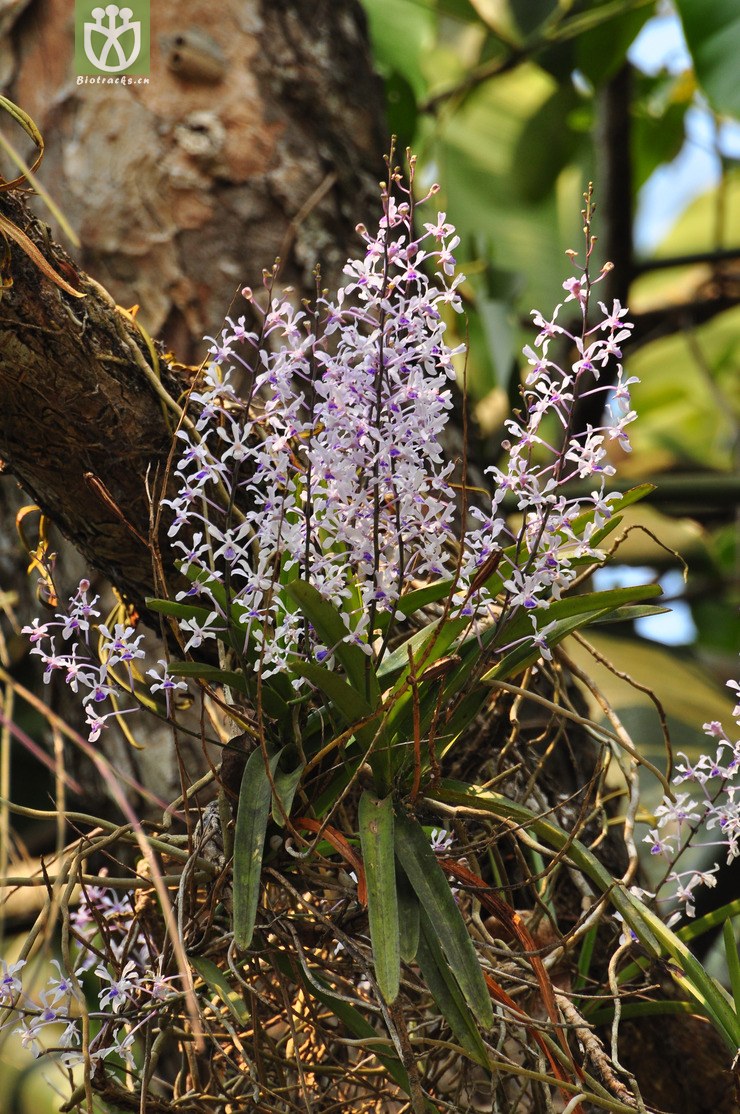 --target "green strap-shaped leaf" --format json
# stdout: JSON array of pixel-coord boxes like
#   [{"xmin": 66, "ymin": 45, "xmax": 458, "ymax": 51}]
[
  {"xmin": 394, "ymin": 811, "xmax": 494, "ymax": 1029},
  {"xmin": 189, "ymin": 954, "xmax": 250, "ymax": 1025},
  {"xmin": 290, "ymin": 657, "xmax": 376, "ymax": 725},
  {"xmin": 396, "ymin": 866, "xmax": 420, "ymax": 963},
  {"xmin": 433, "ymin": 782, "xmax": 740, "ymax": 1052},
  {"xmin": 377, "ymin": 615, "xmax": 468, "ymax": 683},
  {"xmin": 417, "ymin": 908, "xmax": 490, "ymax": 1067},
  {"xmin": 233, "ymin": 746, "xmax": 282, "ymax": 949},
  {"xmin": 167, "ymin": 661, "xmax": 290, "ymax": 724},
  {"xmin": 285, "ymin": 580, "xmax": 380, "ymax": 706},
  {"xmin": 146, "ymin": 597, "xmax": 216, "ymax": 625},
  {"xmin": 167, "ymin": 661, "xmax": 248, "ymax": 693},
  {"xmin": 271, "ymin": 760, "xmax": 305, "ymax": 827},
  {"xmin": 722, "ymin": 918, "xmax": 740, "ymax": 1018},
  {"xmin": 358, "ymin": 792, "xmax": 400, "ymax": 1003}
]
